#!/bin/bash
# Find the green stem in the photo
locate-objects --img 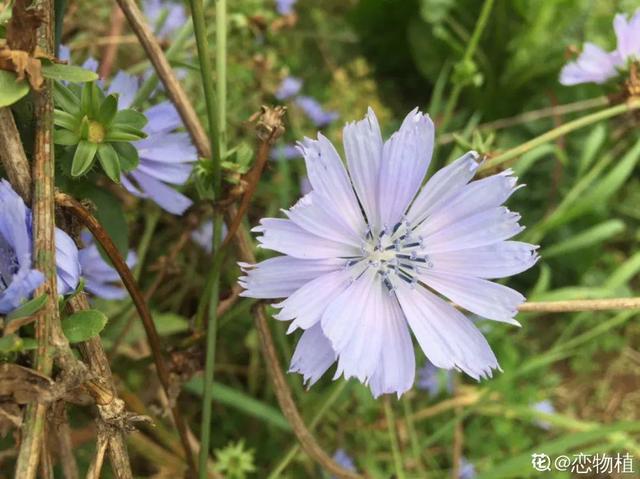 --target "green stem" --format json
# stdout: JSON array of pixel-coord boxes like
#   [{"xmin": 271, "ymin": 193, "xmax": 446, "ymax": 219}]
[
  {"xmin": 439, "ymin": 0, "xmax": 494, "ymax": 133},
  {"xmin": 189, "ymin": 0, "xmax": 225, "ymax": 476},
  {"xmin": 480, "ymin": 99, "xmax": 640, "ymax": 173},
  {"xmin": 133, "ymin": 206, "xmax": 161, "ymax": 281},
  {"xmin": 267, "ymin": 381, "xmax": 350, "ymax": 478},
  {"xmin": 384, "ymin": 398, "xmax": 406, "ymax": 479},
  {"xmin": 402, "ymin": 396, "xmax": 427, "ymax": 477}
]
